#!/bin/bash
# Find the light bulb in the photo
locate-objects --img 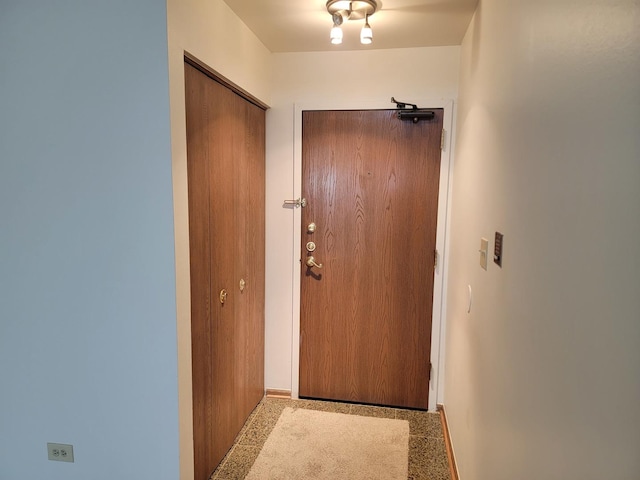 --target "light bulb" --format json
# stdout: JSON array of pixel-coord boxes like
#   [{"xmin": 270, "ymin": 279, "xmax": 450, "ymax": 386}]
[
  {"xmin": 330, "ymin": 25, "xmax": 343, "ymax": 44},
  {"xmin": 360, "ymin": 18, "xmax": 373, "ymax": 44}
]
